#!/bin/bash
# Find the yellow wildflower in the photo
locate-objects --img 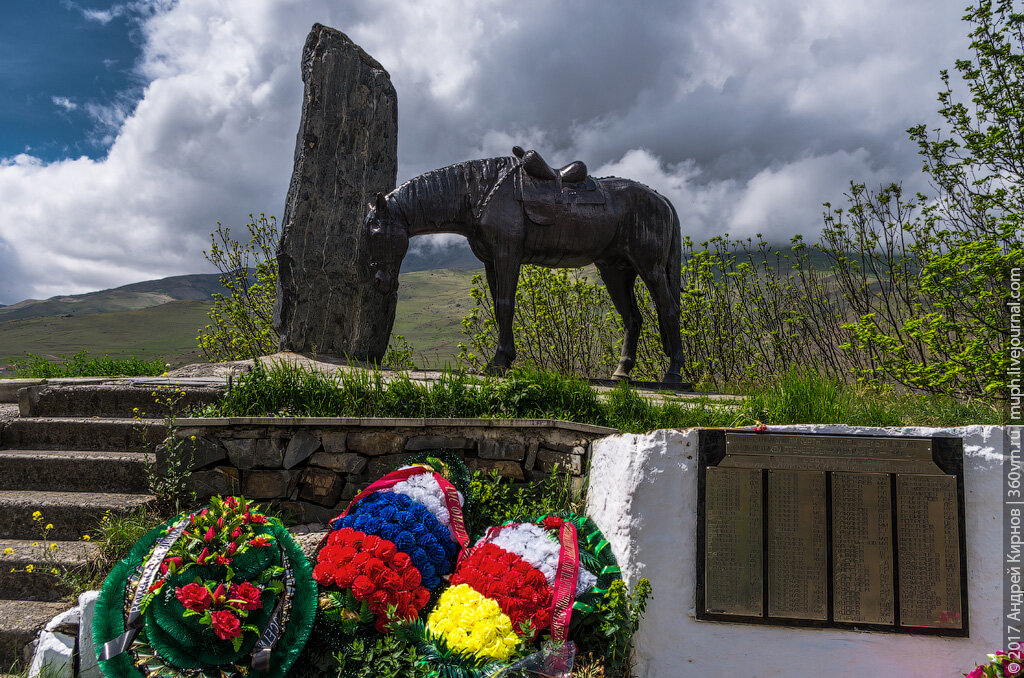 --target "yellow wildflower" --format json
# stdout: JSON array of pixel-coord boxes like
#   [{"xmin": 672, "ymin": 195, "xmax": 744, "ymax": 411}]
[
  {"xmin": 44, "ymin": 524, "xmax": 53, "ymax": 531},
  {"xmin": 31, "ymin": 511, "xmax": 42, "ymax": 521},
  {"xmin": 25, "ymin": 564, "xmax": 34, "ymax": 573},
  {"xmin": 49, "ymin": 544, "xmax": 58, "ymax": 551},
  {"xmin": 50, "ymin": 568, "xmax": 58, "ymax": 575},
  {"xmin": 82, "ymin": 535, "xmax": 91, "ymax": 541},
  {"xmin": 3, "ymin": 548, "xmax": 12, "ymax": 555}
]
